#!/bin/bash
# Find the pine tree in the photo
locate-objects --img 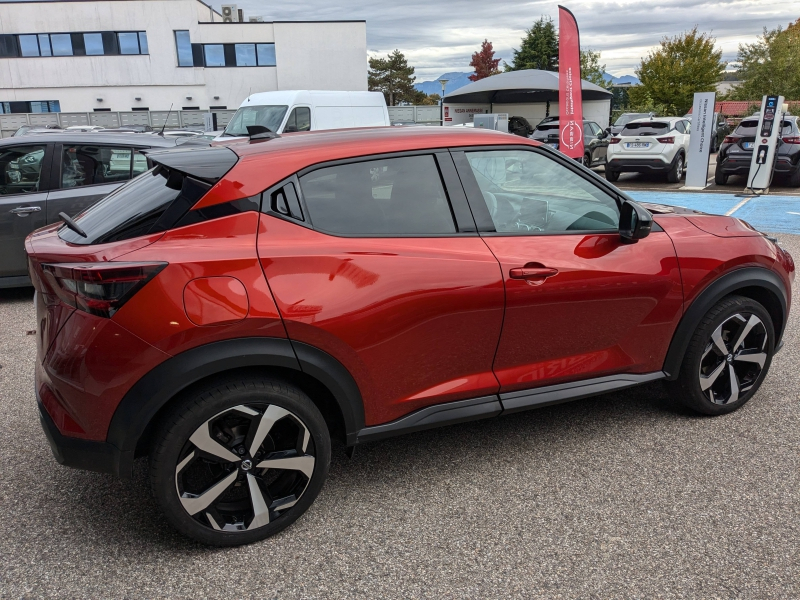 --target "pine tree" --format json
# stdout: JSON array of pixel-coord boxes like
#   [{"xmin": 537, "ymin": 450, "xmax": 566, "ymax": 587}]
[
  {"xmin": 506, "ymin": 17, "xmax": 558, "ymax": 72},
  {"xmin": 368, "ymin": 50, "xmax": 417, "ymax": 106}
]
